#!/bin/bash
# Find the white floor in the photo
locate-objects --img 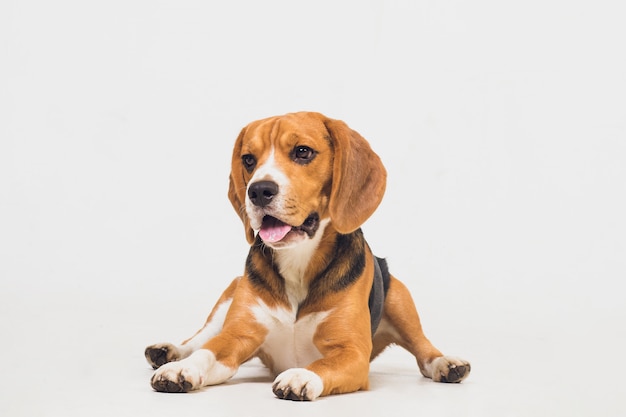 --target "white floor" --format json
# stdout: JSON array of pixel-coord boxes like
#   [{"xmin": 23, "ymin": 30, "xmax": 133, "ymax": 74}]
[{"xmin": 2, "ymin": 276, "xmax": 624, "ymax": 417}]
